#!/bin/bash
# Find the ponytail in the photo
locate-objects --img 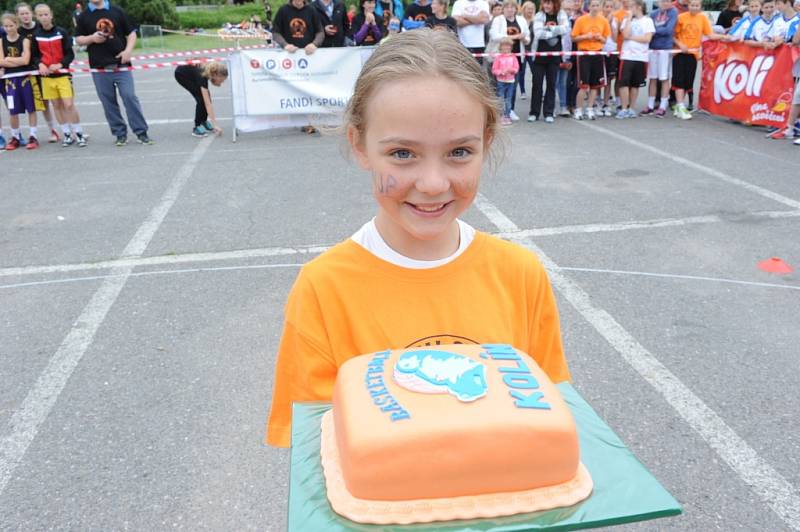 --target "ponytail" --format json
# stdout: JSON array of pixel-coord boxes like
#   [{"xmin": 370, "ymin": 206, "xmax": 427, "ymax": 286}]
[{"xmin": 202, "ymin": 61, "xmax": 229, "ymax": 80}]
